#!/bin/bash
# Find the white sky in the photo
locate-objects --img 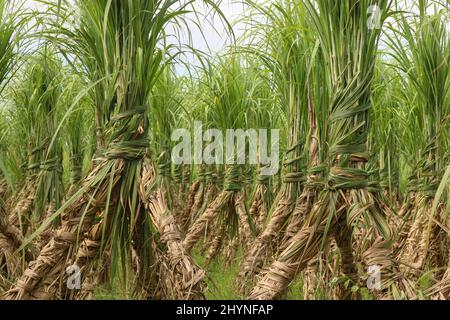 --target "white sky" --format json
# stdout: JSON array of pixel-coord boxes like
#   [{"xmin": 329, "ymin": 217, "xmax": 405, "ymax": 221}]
[
  {"xmin": 18, "ymin": 0, "xmax": 249, "ymax": 52},
  {"xmin": 18, "ymin": 0, "xmax": 450, "ymax": 66},
  {"xmin": 18, "ymin": 0, "xmax": 254, "ymax": 73}
]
